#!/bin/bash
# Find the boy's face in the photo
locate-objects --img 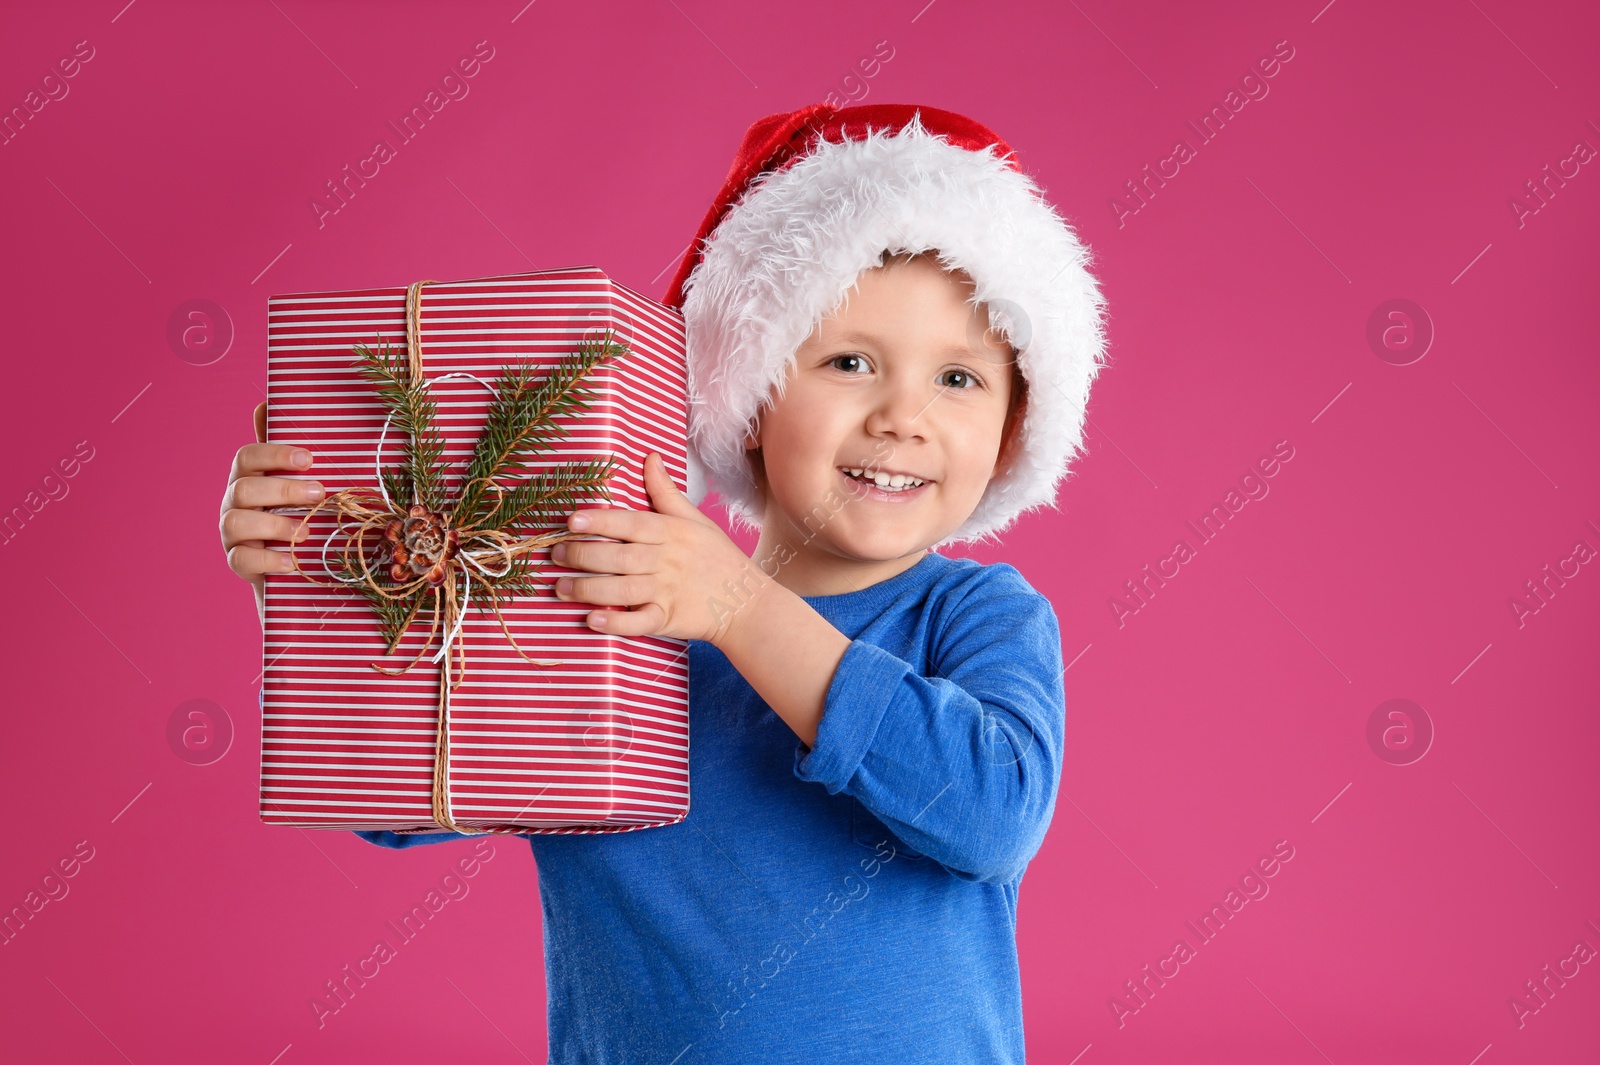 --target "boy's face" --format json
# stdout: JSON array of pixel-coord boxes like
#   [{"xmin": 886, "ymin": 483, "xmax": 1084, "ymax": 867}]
[{"xmin": 745, "ymin": 255, "xmax": 1021, "ymax": 577}]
